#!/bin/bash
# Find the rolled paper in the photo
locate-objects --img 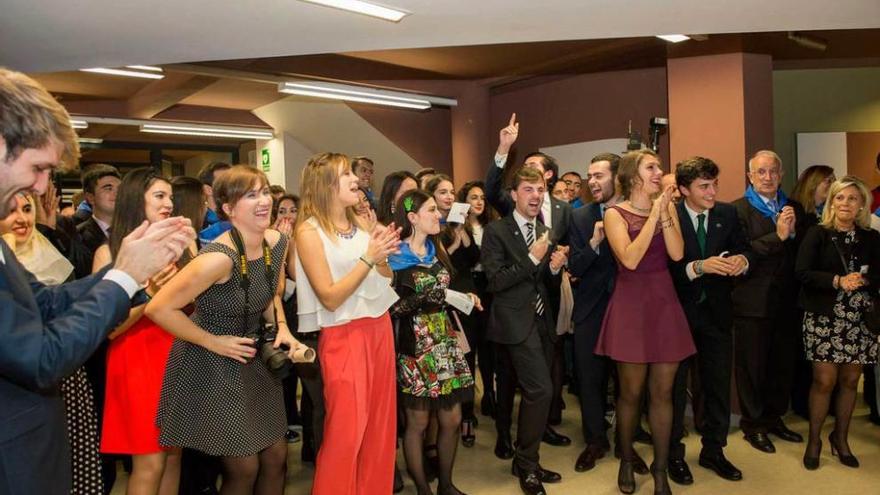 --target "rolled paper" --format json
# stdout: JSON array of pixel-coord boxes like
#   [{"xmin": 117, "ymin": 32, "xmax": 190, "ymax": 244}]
[{"xmin": 292, "ymin": 346, "xmax": 316, "ymax": 363}]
